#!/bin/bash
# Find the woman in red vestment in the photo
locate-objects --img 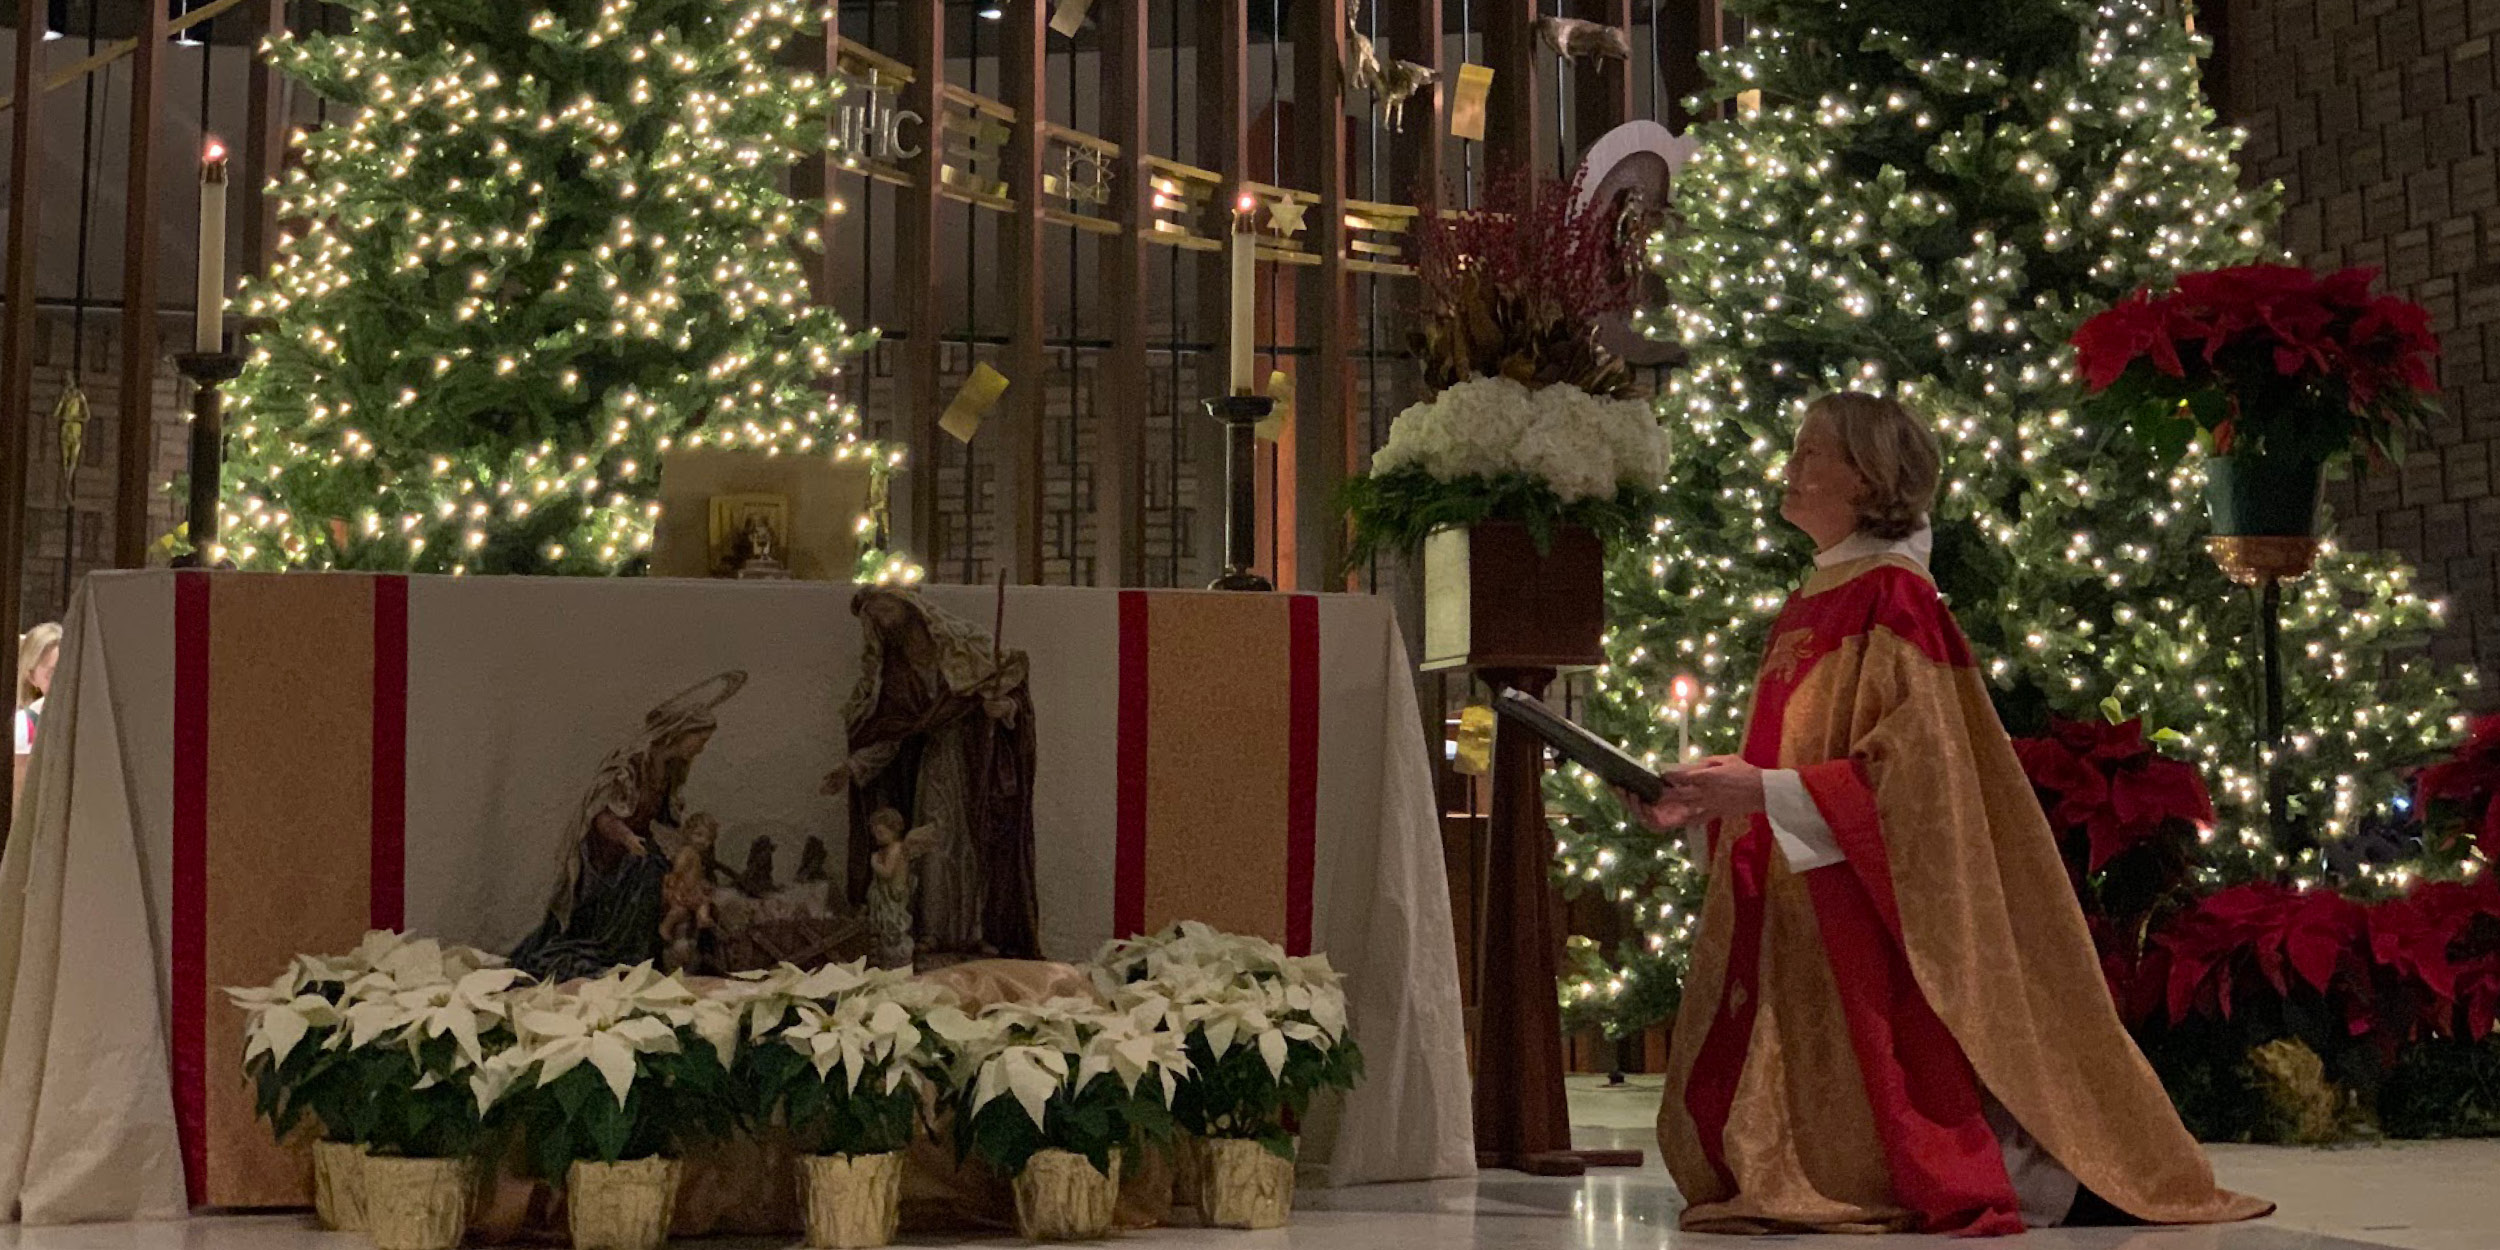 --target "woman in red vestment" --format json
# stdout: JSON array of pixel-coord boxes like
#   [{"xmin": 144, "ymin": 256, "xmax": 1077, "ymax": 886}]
[{"xmin": 1630, "ymin": 393, "xmax": 2268, "ymax": 1235}]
